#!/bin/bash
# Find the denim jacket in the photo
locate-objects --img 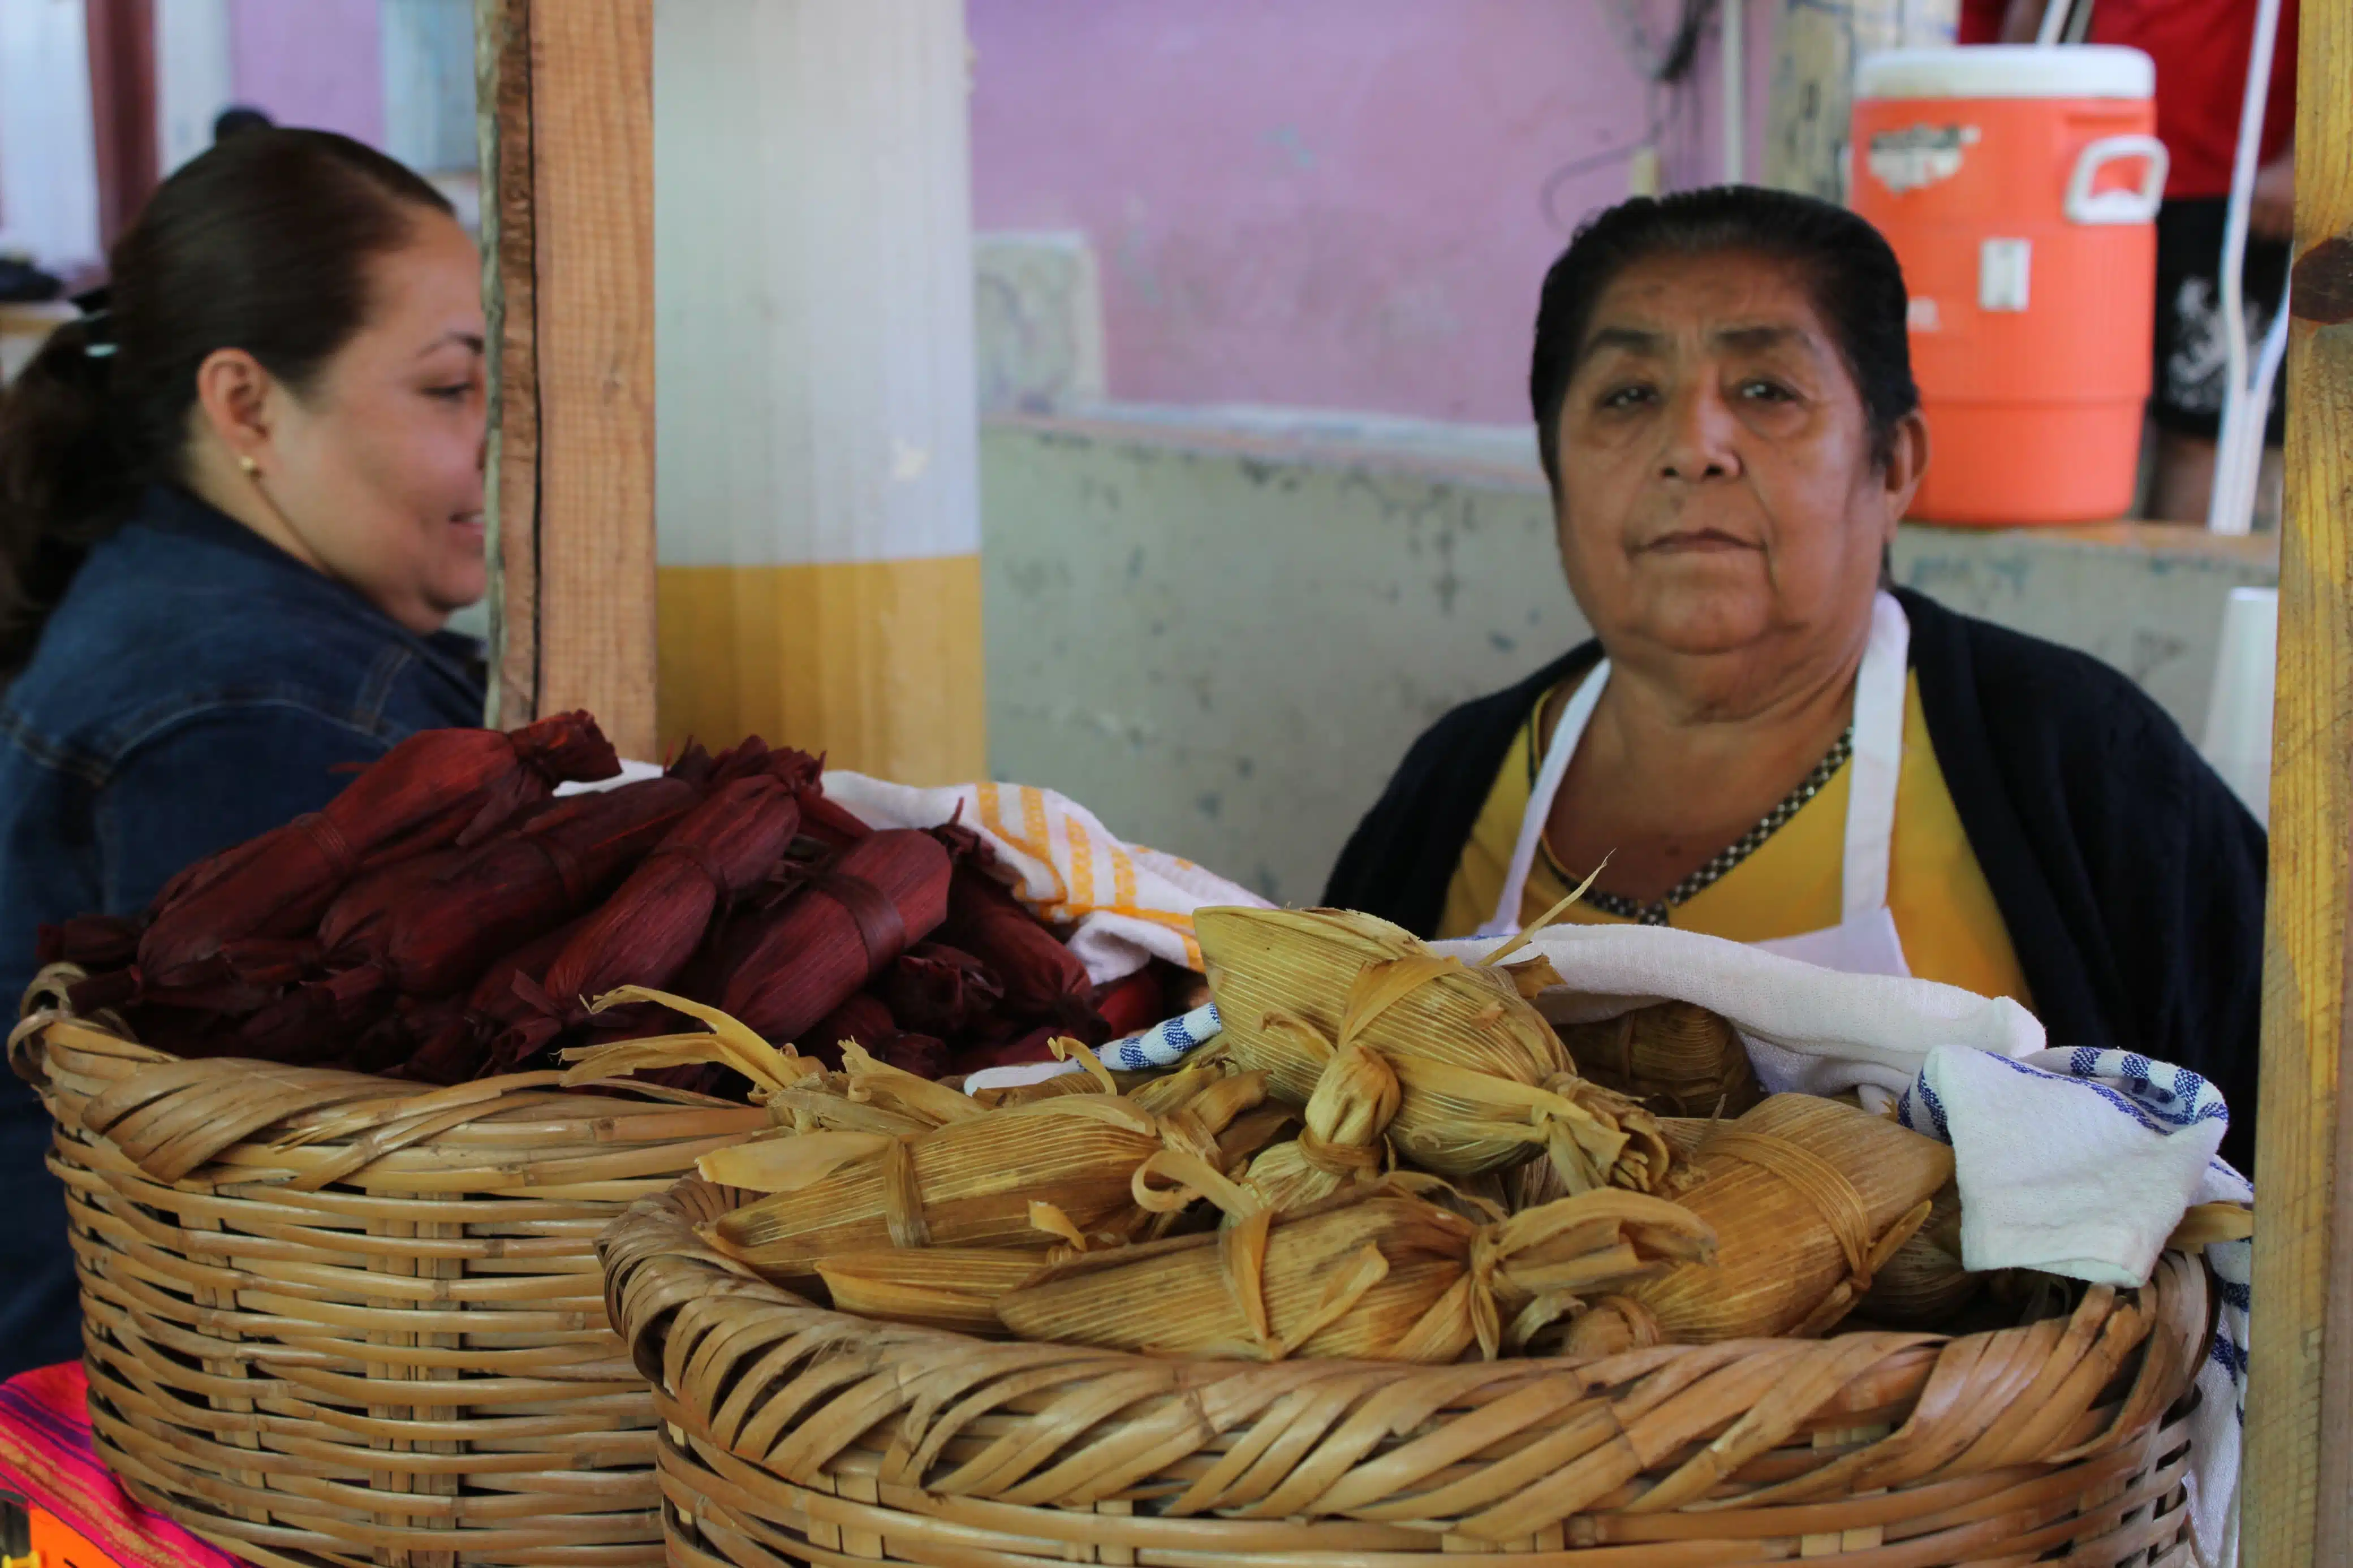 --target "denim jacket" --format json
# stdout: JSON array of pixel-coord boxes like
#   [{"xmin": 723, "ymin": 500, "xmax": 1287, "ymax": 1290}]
[{"xmin": 0, "ymin": 484, "xmax": 485, "ymax": 1376}]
